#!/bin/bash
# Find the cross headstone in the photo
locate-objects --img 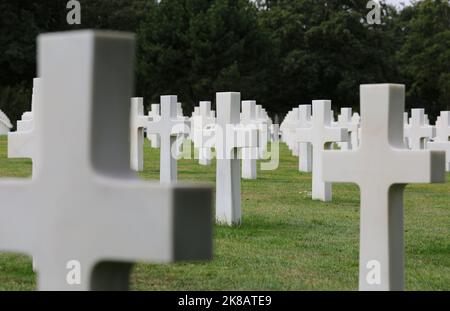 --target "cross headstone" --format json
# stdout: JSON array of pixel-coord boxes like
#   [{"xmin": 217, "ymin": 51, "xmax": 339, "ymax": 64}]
[
  {"xmin": 130, "ymin": 97, "xmax": 149, "ymax": 172},
  {"xmin": 322, "ymin": 84, "xmax": 445, "ymax": 291},
  {"xmin": 215, "ymin": 92, "xmax": 258, "ymax": 225},
  {"xmin": 403, "ymin": 112, "xmax": 410, "ymax": 148},
  {"xmin": 298, "ymin": 105, "xmax": 312, "ymax": 173},
  {"xmin": 282, "ymin": 108, "xmax": 300, "ymax": 156},
  {"xmin": 351, "ymin": 112, "xmax": 361, "ymax": 149},
  {"xmin": 148, "ymin": 104, "xmax": 161, "ymax": 148},
  {"xmin": 404, "ymin": 109, "xmax": 435, "ymax": 150},
  {"xmin": 428, "ymin": 111, "xmax": 450, "ymax": 171},
  {"xmin": 295, "ymin": 100, "xmax": 347, "ymax": 201},
  {"xmin": 256, "ymin": 105, "xmax": 269, "ymax": 158},
  {"xmin": 146, "ymin": 95, "xmax": 190, "ymax": 183},
  {"xmin": 241, "ymin": 100, "xmax": 259, "ymax": 180},
  {"xmin": 0, "ymin": 30, "xmax": 212, "ymax": 290},
  {"xmin": 337, "ymin": 108, "xmax": 357, "ymax": 151},
  {"xmin": 433, "ymin": 111, "xmax": 450, "ymax": 142},
  {"xmin": 8, "ymin": 78, "xmax": 41, "ymax": 172},
  {"xmin": 196, "ymin": 101, "xmax": 215, "ymax": 166},
  {"xmin": 174, "ymin": 102, "xmax": 188, "ymax": 159}
]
